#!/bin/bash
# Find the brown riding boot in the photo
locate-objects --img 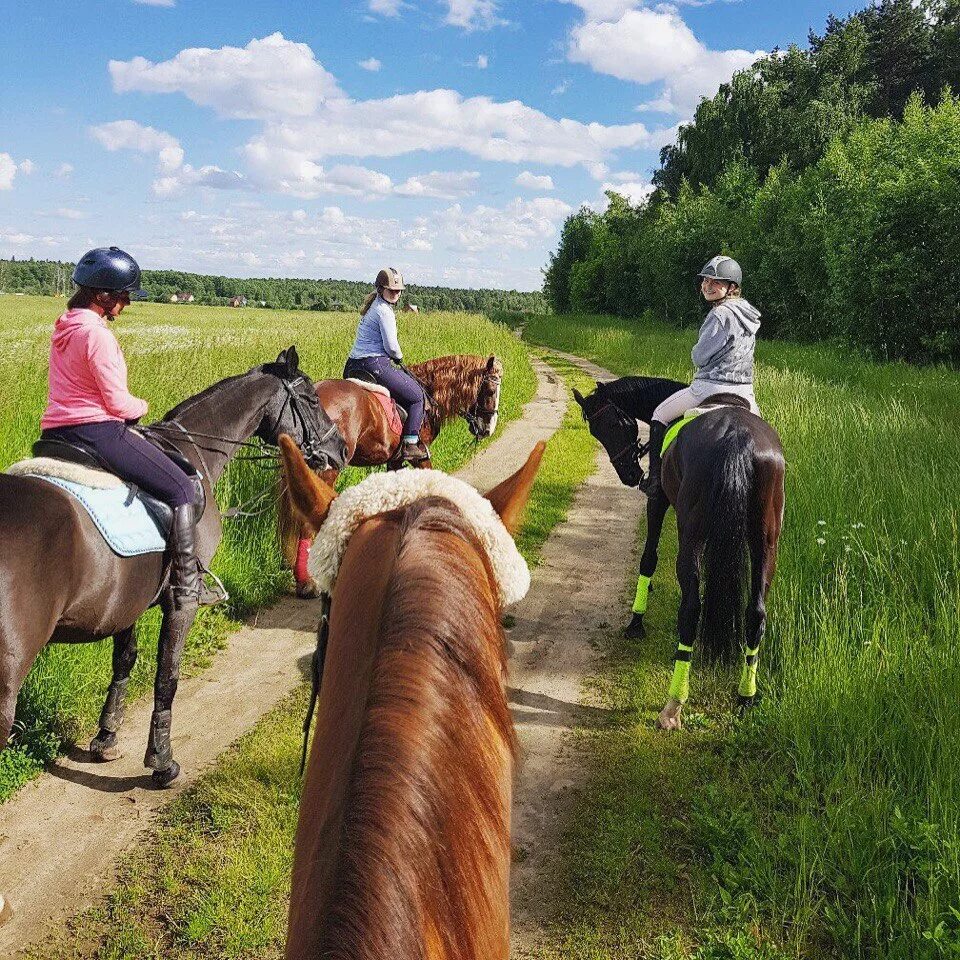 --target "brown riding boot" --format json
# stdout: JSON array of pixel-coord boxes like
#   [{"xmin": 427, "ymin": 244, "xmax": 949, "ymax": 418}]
[
  {"xmin": 402, "ymin": 437, "xmax": 431, "ymax": 464},
  {"xmin": 170, "ymin": 505, "xmax": 226, "ymax": 609}
]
